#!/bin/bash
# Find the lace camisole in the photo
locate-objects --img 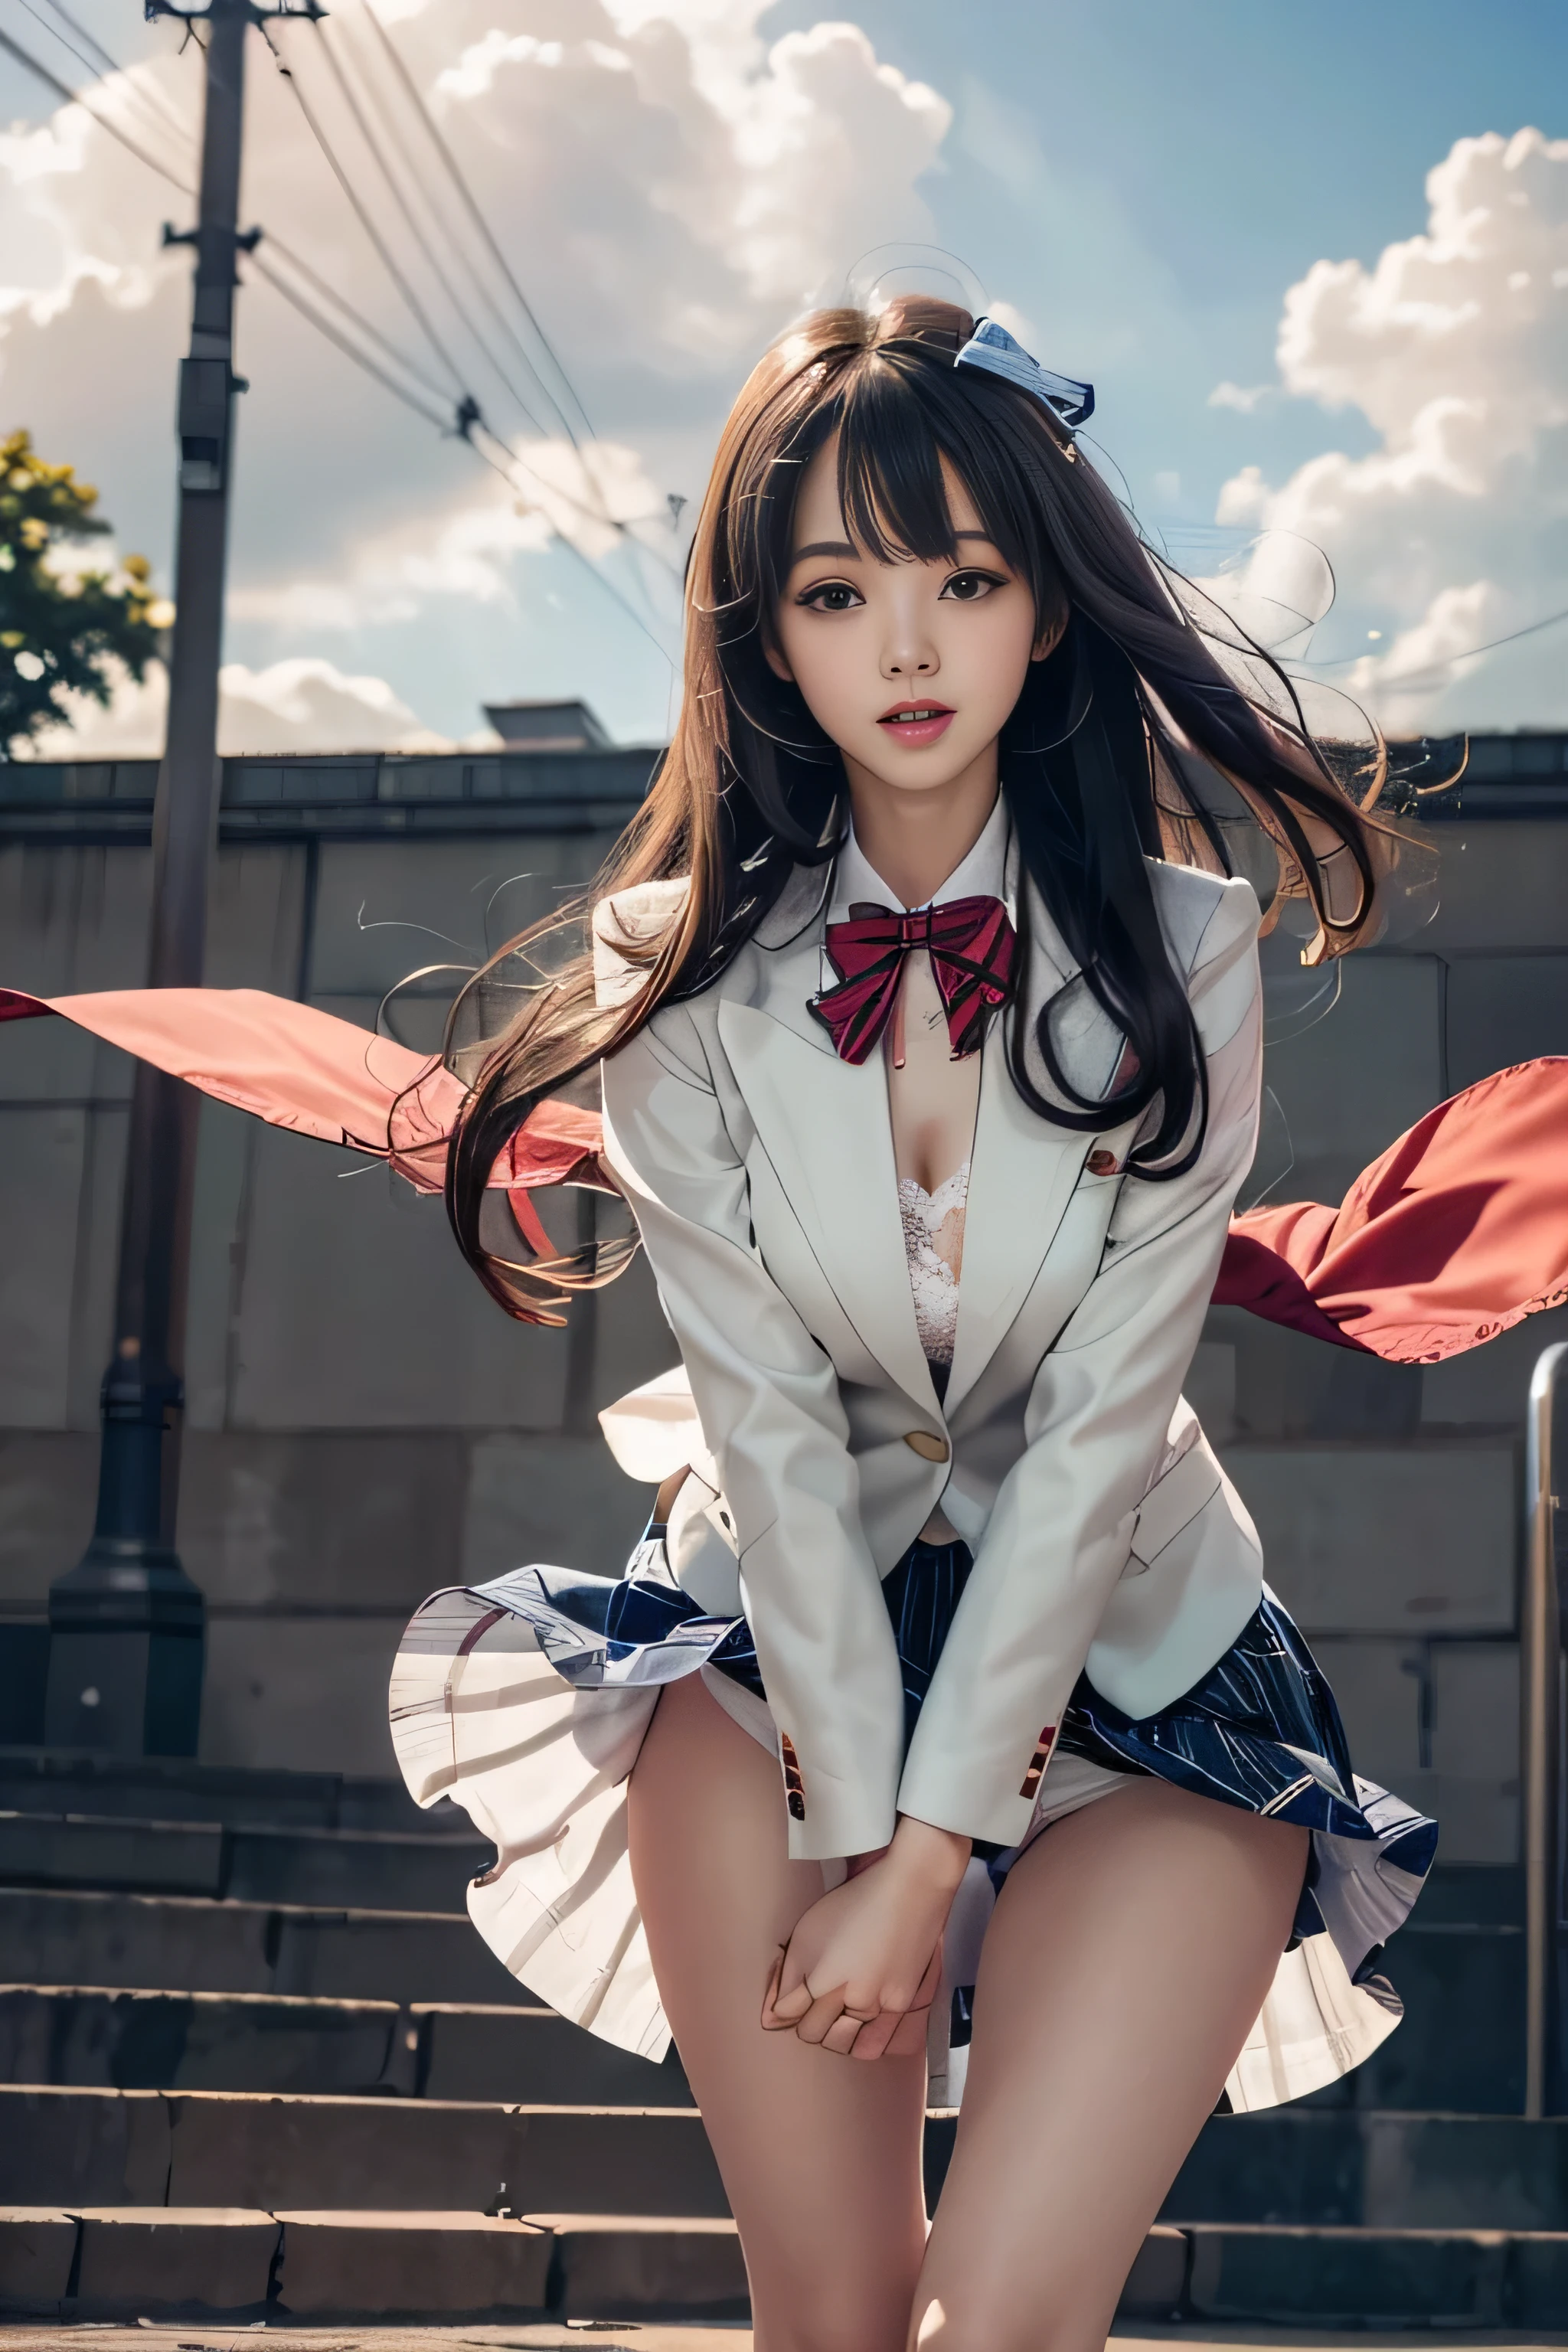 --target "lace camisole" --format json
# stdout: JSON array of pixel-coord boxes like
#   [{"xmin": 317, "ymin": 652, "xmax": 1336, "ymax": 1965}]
[{"xmin": 898, "ymin": 1156, "xmax": 969, "ymax": 1369}]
